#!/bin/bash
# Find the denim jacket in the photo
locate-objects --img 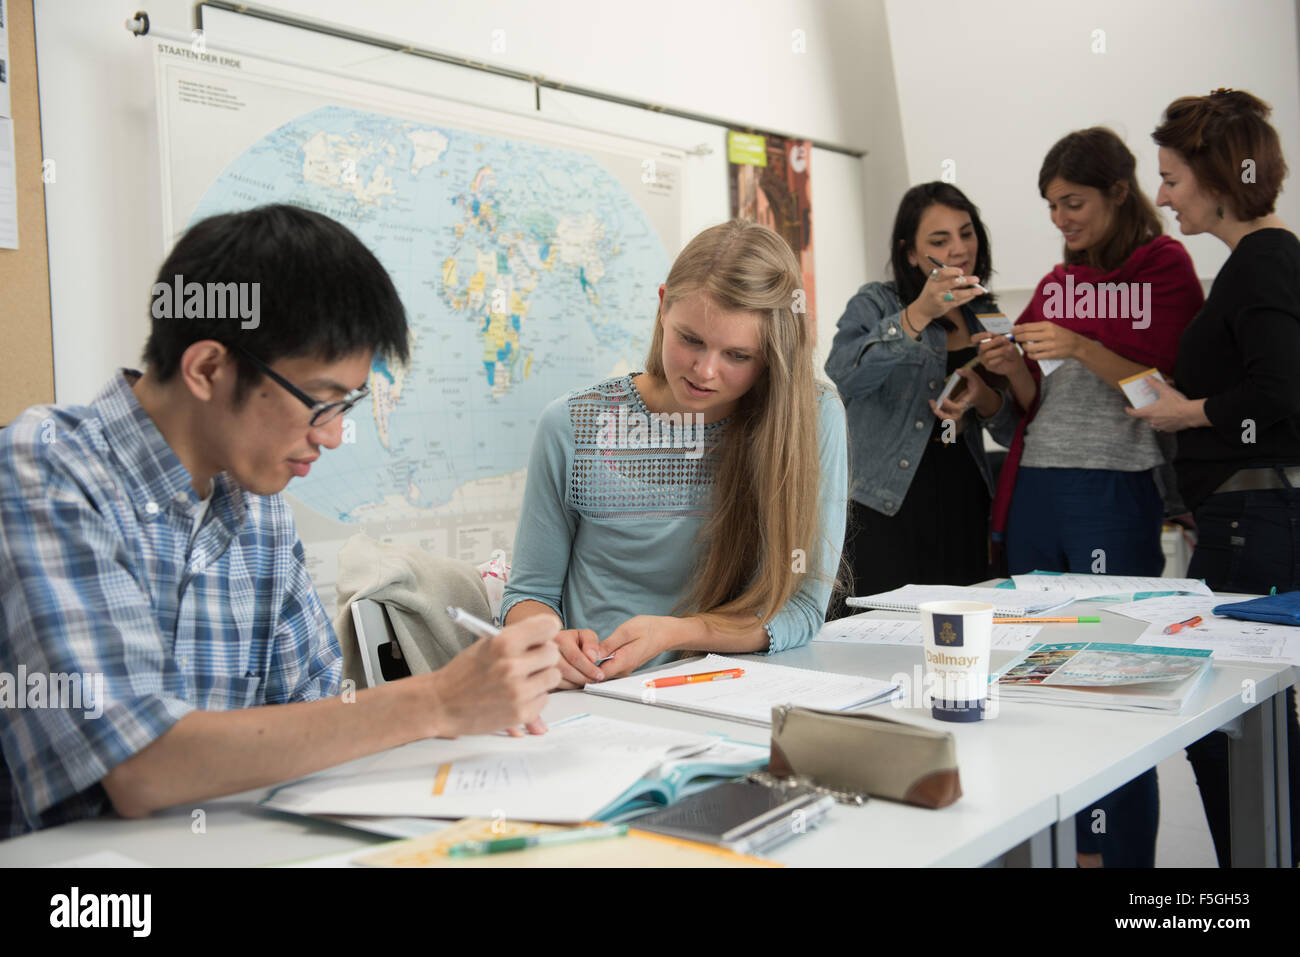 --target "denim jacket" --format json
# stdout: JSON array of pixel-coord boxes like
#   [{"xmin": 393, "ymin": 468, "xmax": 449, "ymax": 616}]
[{"xmin": 824, "ymin": 281, "xmax": 1020, "ymax": 516}]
